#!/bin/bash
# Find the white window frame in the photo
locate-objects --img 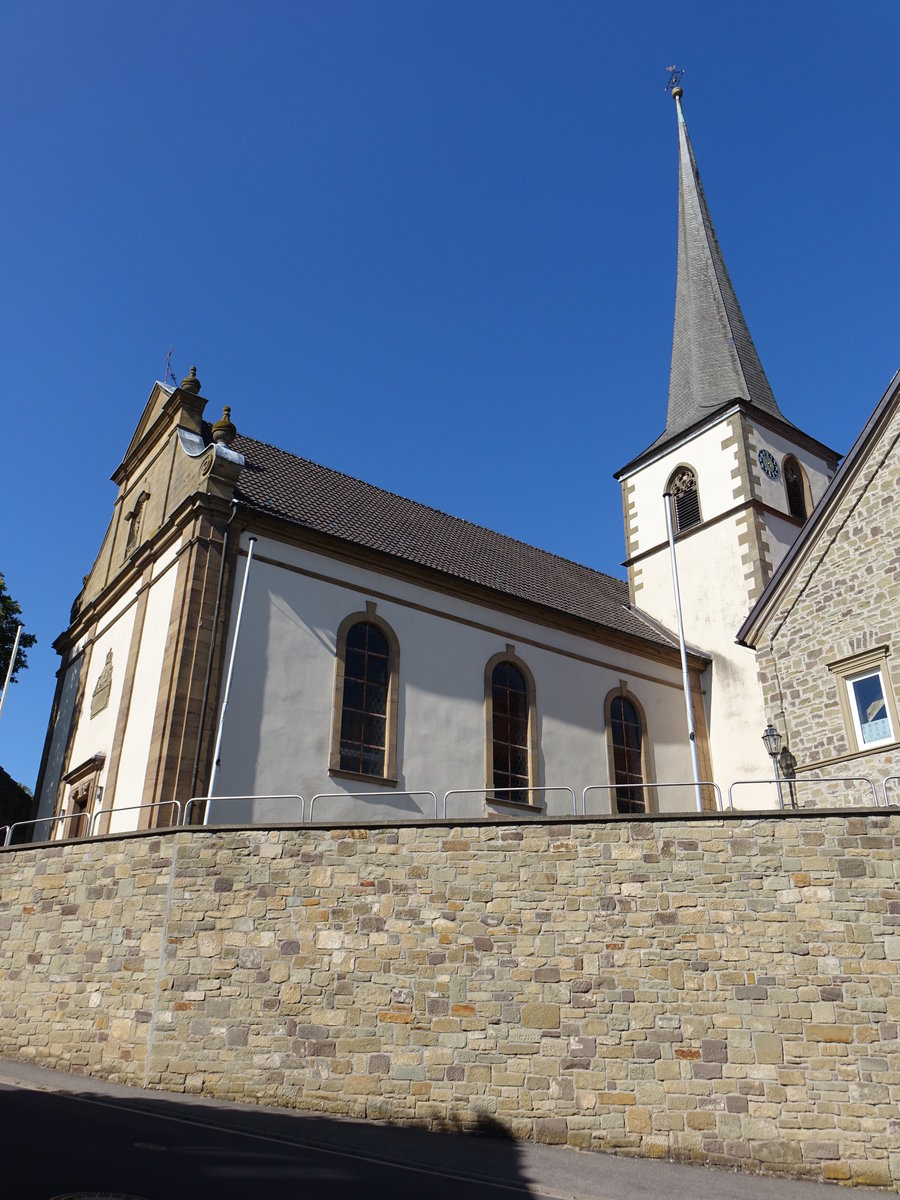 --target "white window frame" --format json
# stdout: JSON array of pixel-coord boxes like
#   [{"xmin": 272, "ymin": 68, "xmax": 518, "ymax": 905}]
[{"xmin": 846, "ymin": 669, "xmax": 894, "ymax": 750}]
